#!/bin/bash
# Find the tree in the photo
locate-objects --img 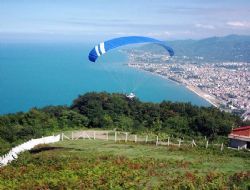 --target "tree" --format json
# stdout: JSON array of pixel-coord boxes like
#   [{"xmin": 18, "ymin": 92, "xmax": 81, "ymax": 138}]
[{"xmin": 115, "ymin": 115, "xmax": 134, "ymax": 131}]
